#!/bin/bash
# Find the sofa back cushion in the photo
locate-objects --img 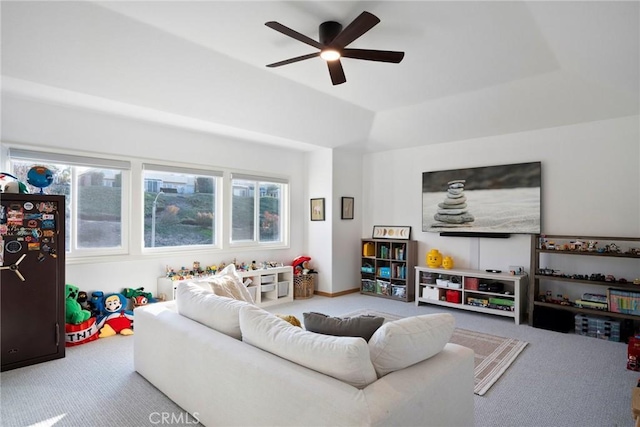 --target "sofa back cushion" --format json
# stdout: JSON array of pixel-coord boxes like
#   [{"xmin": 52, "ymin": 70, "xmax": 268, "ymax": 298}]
[
  {"xmin": 239, "ymin": 305, "xmax": 377, "ymax": 389},
  {"xmin": 207, "ymin": 264, "xmax": 254, "ymax": 303},
  {"xmin": 176, "ymin": 282, "xmax": 251, "ymax": 340},
  {"xmin": 368, "ymin": 313, "xmax": 455, "ymax": 377}
]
